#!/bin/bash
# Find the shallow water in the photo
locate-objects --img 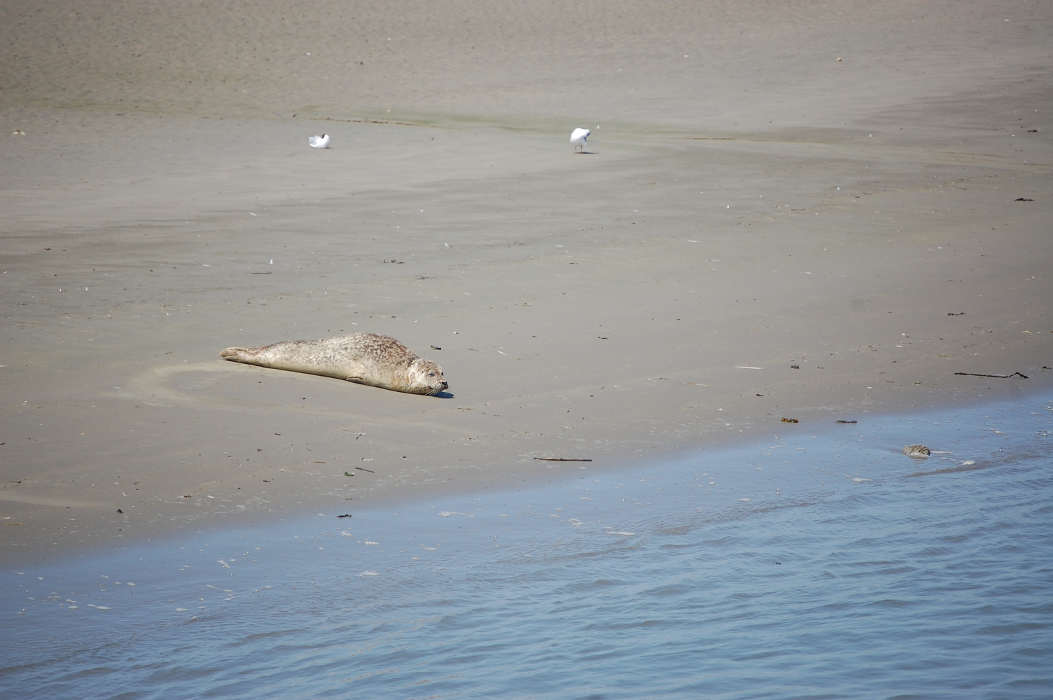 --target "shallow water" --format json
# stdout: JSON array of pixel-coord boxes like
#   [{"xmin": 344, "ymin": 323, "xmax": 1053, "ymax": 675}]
[{"xmin": 2, "ymin": 394, "xmax": 1052, "ymax": 699}]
